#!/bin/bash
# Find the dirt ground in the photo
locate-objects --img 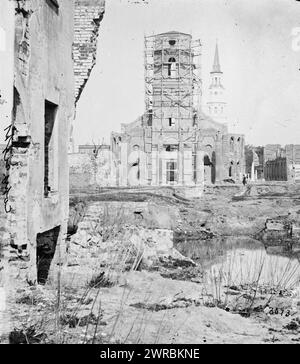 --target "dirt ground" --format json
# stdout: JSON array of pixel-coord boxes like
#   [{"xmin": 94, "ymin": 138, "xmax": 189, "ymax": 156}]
[{"xmin": 4, "ymin": 183, "xmax": 300, "ymax": 344}]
